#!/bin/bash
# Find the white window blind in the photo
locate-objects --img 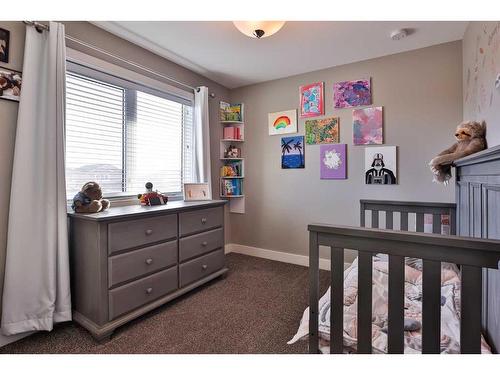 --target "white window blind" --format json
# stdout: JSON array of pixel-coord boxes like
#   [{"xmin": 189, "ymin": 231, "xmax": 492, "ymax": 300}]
[{"xmin": 65, "ymin": 69, "xmax": 194, "ymax": 199}]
